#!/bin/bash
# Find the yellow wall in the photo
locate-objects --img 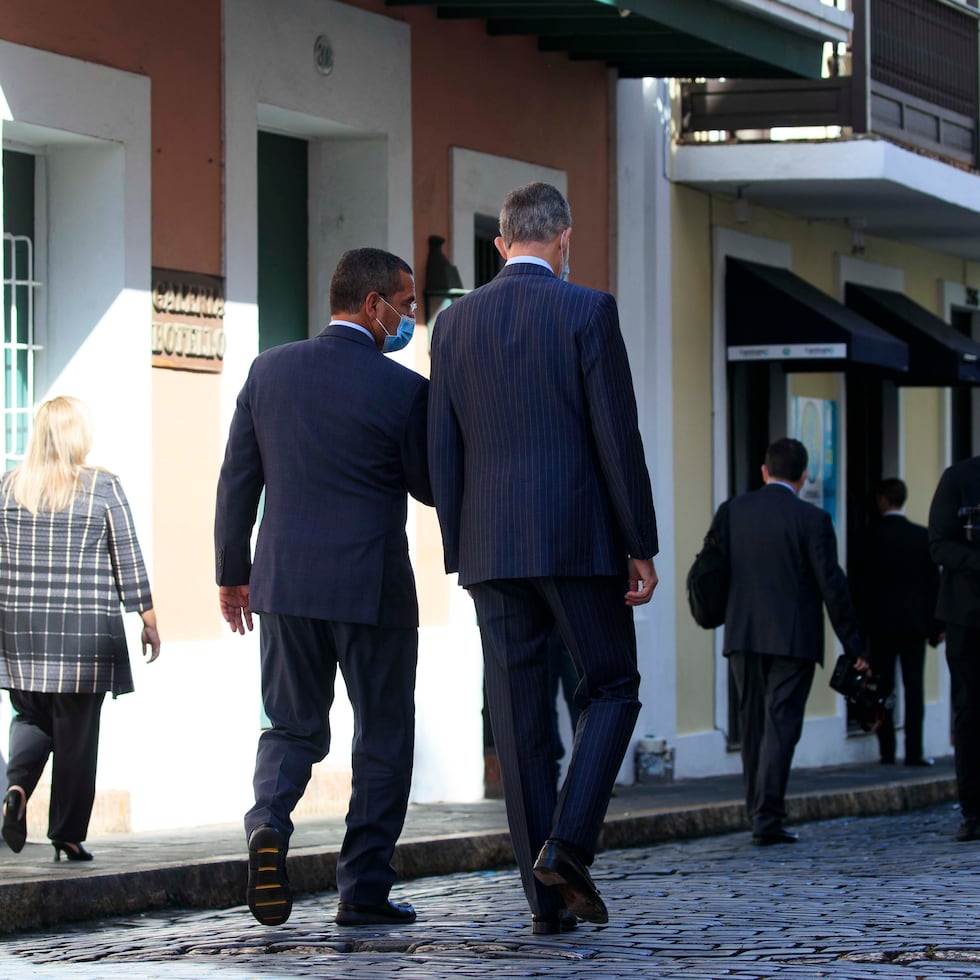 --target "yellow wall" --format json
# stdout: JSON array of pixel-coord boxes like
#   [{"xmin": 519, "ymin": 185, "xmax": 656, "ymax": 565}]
[
  {"xmin": 672, "ymin": 187, "xmax": 716, "ymax": 734},
  {"xmin": 672, "ymin": 186, "xmax": 980, "ymax": 736}
]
